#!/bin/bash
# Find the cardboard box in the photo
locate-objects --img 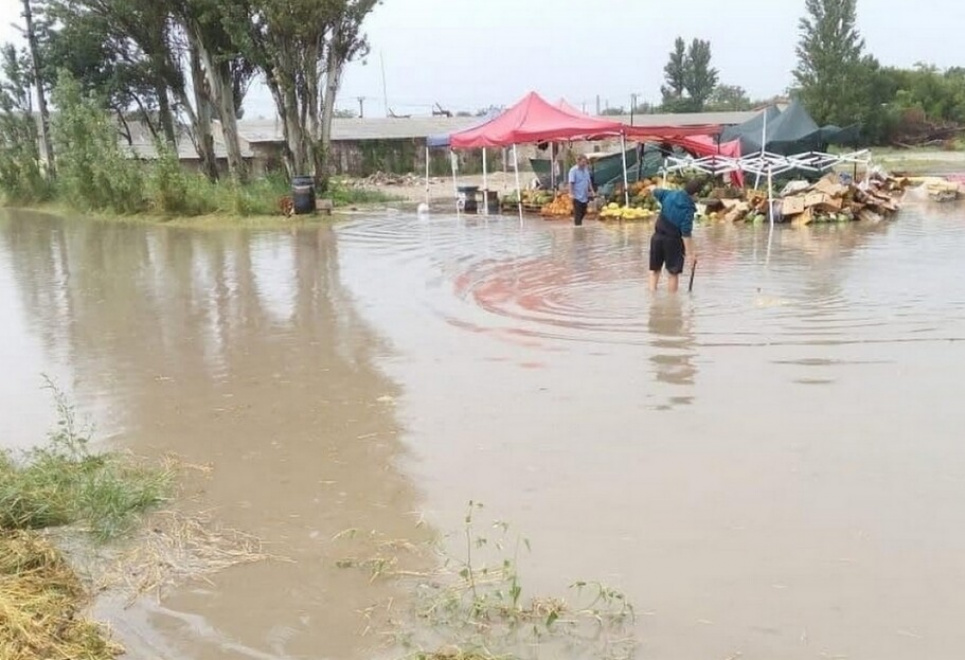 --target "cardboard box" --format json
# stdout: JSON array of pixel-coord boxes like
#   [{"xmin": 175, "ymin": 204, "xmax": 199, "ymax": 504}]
[{"xmin": 781, "ymin": 196, "xmax": 805, "ymax": 216}]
